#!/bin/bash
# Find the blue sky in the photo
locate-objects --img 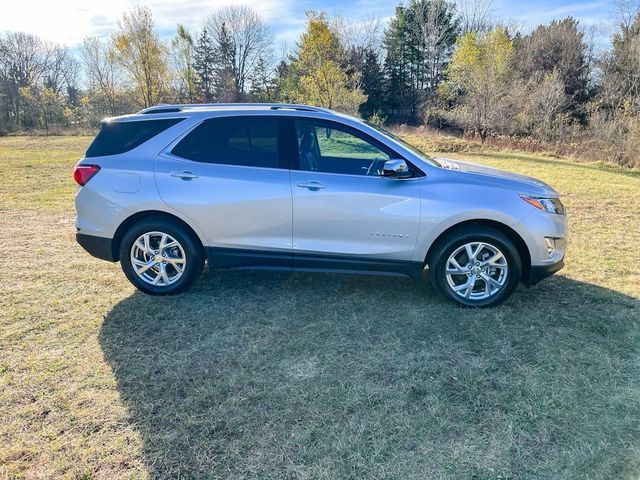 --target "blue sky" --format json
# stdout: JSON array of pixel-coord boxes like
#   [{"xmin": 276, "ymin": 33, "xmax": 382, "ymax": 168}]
[
  {"xmin": 496, "ymin": 0, "xmax": 613, "ymax": 26},
  {"xmin": 0, "ymin": 0, "xmax": 618, "ymax": 49}
]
